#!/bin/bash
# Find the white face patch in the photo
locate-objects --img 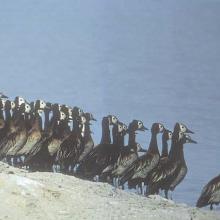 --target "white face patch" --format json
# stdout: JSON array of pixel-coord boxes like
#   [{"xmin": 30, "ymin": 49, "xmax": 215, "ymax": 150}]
[
  {"xmin": 68, "ymin": 108, "xmax": 72, "ymax": 116},
  {"xmin": 25, "ymin": 104, "xmax": 31, "ymax": 113},
  {"xmin": 40, "ymin": 100, "xmax": 46, "ymax": 109},
  {"xmin": 60, "ymin": 111, "xmax": 66, "ymax": 120},
  {"xmin": 123, "ymin": 125, "xmax": 127, "ymax": 131},
  {"xmin": 1, "ymin": 99, "xmax": 6, "ymax": 109},
  {"xmin": 68, "ymin": 108, "xmax": 73, "ymax": 120},
  {"xmin": 78, "ymin": 108, "xmax": 83, "ymax": 116},
  {"xmin": 159, "ymin": 124, "xmax": 164, "ymax": 132},
  {"xmin": 11, "ymin": 101, "xmax": 15, "ymax": 110},
  {"xmin": 118, "ymin": 125, "xmax": 123, "ymax": 133},
  {"xmin": 169, "ymin": 132, "xmax": 173, "ymax": 139},
  {"xmin": 81, "ymin": 116, "xmax": 87, "ymax": 124},
  {"xmin": 19, "ymin": 97, "xmax": 25, "ymax": 106},
  {"xmin": 111, "ymin": 116, "xmax": 118, "ymax": 125},
  {"xmin": 179, "ymin": 123, "xmax": 187, "ymax": 133},
  {"xmin": 138, "ymin": 121, "xmax": 143, "ymax": 129}
]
